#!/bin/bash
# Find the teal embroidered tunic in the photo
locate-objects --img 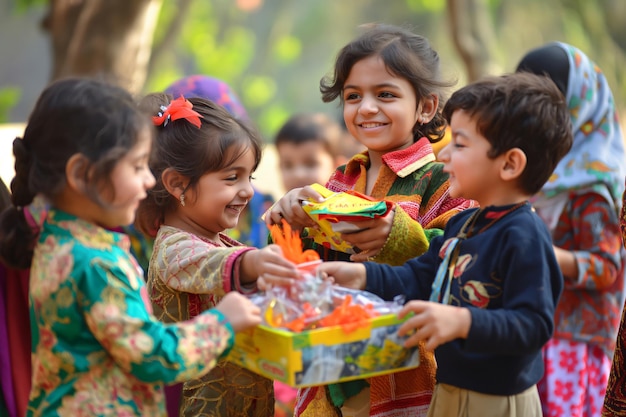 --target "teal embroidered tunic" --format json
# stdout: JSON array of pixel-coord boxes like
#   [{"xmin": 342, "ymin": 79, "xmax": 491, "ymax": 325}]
[{"xmin": 27, "ymin": 209, "xmax": 234, "ymax": 416}]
